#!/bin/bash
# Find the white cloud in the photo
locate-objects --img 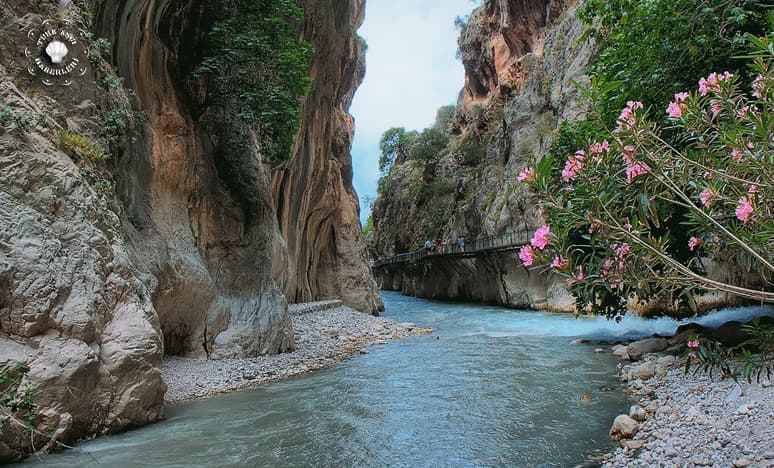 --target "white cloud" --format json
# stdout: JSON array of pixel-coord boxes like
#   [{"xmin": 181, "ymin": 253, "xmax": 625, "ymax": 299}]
[{"xmin": 350, "ymin": 0, "xmax": 475, "ymax": 222}]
